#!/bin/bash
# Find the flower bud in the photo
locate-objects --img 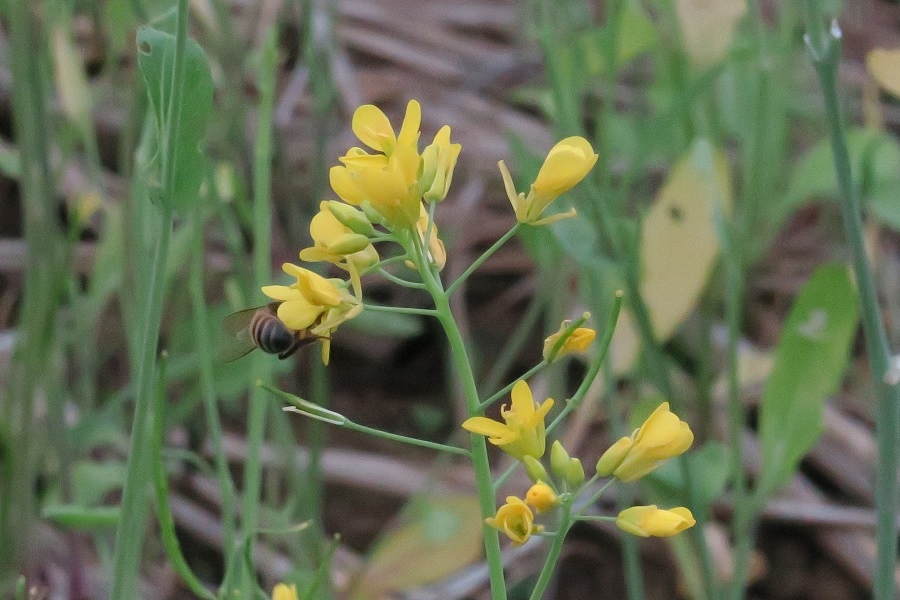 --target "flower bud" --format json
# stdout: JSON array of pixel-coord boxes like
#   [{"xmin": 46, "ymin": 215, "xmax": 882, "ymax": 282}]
[
  {"xmin": 525, "ymin": 482, "xmax": 559, "ymax": 513},
  {"xmin": 325, "ymin": 200, "xmax": 376, "ymax": 236},
  {"xmin": 522, "ymin": 455, "xmax": 550, "ymax": 484},
  {"xmin": 550, "ymin": 440, "xmax": 571, "ymax": 481},
  {"xmin": 596, "ymin": 437, "xmax": 633, "ymax": 477},
  {"xmin": 616, "ymin": 505, "xmax": 696, "ymax": 538},
  {"xmin": 328, "ymin": 233, "xmax": 372, "ymax": 255},
  {"xmin": 564, "ymin": 457, "xmax": 585, "ymax": 489}
]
